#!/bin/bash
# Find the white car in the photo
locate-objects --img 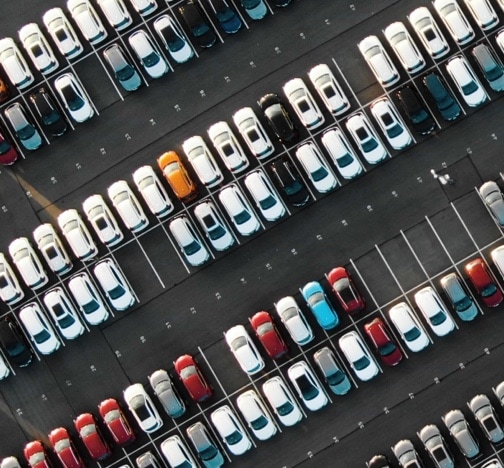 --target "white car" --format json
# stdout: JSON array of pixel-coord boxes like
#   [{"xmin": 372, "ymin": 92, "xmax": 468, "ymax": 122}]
[
  {"xmin": 133, "ymin": 165, "xmax": 174, "ymax": 218},
  {"xmin": 468, "ymin": 394, "xmax": 504, "ymax": 444},
  {"xmin": 128, "ymin": 30, "xmax": 168, "ymax": 79},
  {"xmin": 0, "ymin": 38, "xmax": 34, "ymax": 89},
  {"xmin": 160, "ymin": 435, "xmax": 196, "ymax": 468},
  {"xmin": 370, "ymin": 98, "xmax": 412, "ymax": 150},
  {"xmin": 295, "ymin": 142, "xmax": 337, "ymax": 193},
  {"xmin": 94, "ymin": 258, "xmax": 134, "ymax": 311},
  {"xmin": 232, "ymin": 107, "xmax": 274, "ymax": 159},
  {"xmin": 207, "ymin": 121, "xmax": 249, "ymax": 173},
  {"xmin": 288, "ymin": 361, "xmax": 328, "ymax": 411},
  {"xmin": 68, "ymin": 273, "xmax": 110, "ymax": 325},
  {"xmin": 83, "ymin": 194, "xmax": 124, "ymax": 247},
  {"xmin": 321, "ymin": 127, "xmax": 363, "ymax": 179},
  {"xmin": 446, "ymin": 55, "xmax": 487, "ymax": 107},
  {"xmin": 236, "ymin": 390, "xmax": 277, "ymax": 440},
  {"xmin": 465, "ymin": 0, "xmax": 499, "ymax": 30},
  {"xmin": 262, "ymin": 376, "xmax": 303, "ymax": 427},
  {"xmin": 128, "ymin": 0, "xmax": 158, "ymax": 16},
  {"xmin": 434, "ymin": 0, "xmax": 475, "ymax": 45},
  {"xmin": 0, "ymin": 253, "xmax": 24, "ymax": 305},
  {"xmin": 358, "ymin": 35, "xmax": 400, "ymax": 88},
  {"xmin": 308, "ymin": 63, "xmax": 350, "ymax": 115},
  {"xmin": 211, "ymin": 405, "xmax": 252, "ymax": 456},
  {"xmin": 384, "ymin": 22, "xmax": 425, "ymax": 74},
  {"xmin": 97, "ymin": 0, "xmax": 132, "ymax": 31},
  {"xmin": 338, "ymin": 331, "xmax": 379, "ymax": 381},
  {"xmin": 193, "ymin": 201, "xmax": 235, "ymax": 251},
  {"xmin": 54, "ymin": 73, "xmax": 94, "ymax": 123},
  {"xmin": 153, "ymin": 15, "xmax": 194, "ymax": 64},
  {"xmin": 218, "ymin": 185, "xmax": 261, "ymax": 236},
  {"xmin": 67, "ymin": 0, "xmax": 108, "ymax": 44},
  {"xmin": 108, "ymin": 180, "xmax": 149, "ymax": 233},
  {"xmin": 19, "ymin": 302, "xmax": 61, "ymax": 355},
  {"xmin": 283, "ymin": 78, "xmax": 325, "ymax": 130},
  {"xmin": 388, "ymin": 302, "xmax": 430, "ymax": 352},
  {"xmin": 275, "ymin": 296, "xmax": 313, "ymax": 345},
  {"xmin": 346, "ymin": 113, "xmax": 387, "ymax": 164},
  {"xmin": 244, "ymin": 170, "xmax": 286, "ymax": 221},
  {"xmin": 183, "ymin": 135, "xmax": 223, "ymax": 188},
  {"xmin": 18, "ymin": 24, "xmax": 59, "ymax": 74},
  {"xmin": 58, "ymin": 209, "xmax": 98, "ymax": 261},
  {"xmin": 33, "ymin": 224, "xmax": 72, "ymax": 276},
  {"xmin": 9, "ymin": 237, "xmax": 48, "ymax": 290},
  {"xmin": 408, "ymin": 6, "xmax": 450, "ymax": 59},
  {"xmin": 43, "ymin": 8, "xmax": 83, "ymax": 59},
  {"xmin": 123, "ymin": 383, "xmax": 163, "ymax": 433},
  {"xmin": 169, "ymin": 216, "xmax": 210, "ymax": 267},
  {"xmin": 497, "ymin": 30, "xmax": 504, "ymax": 56},
  {"xmin": 225, "ymin": 325, "xmax": 264, "ymax": 375},
  {"xmin": 43, "ymin": 287, "xmax": 85, "ymax": 340},
  {"xmin": 415, "ymin": 287, "xmax": 455, "ymax": 337}
]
